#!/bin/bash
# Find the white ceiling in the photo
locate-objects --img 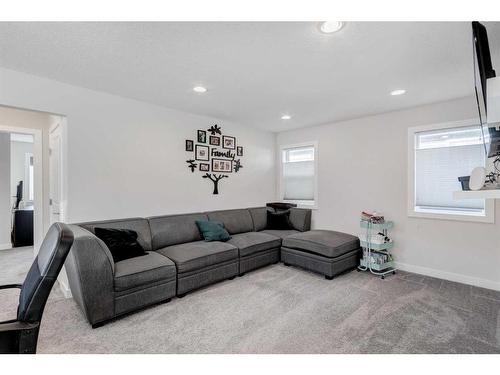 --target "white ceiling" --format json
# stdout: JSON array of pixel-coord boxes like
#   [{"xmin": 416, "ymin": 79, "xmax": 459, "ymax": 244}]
[{"xmin": 1, "ymin": 22, "xmax": 499, "ymax": 132}]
